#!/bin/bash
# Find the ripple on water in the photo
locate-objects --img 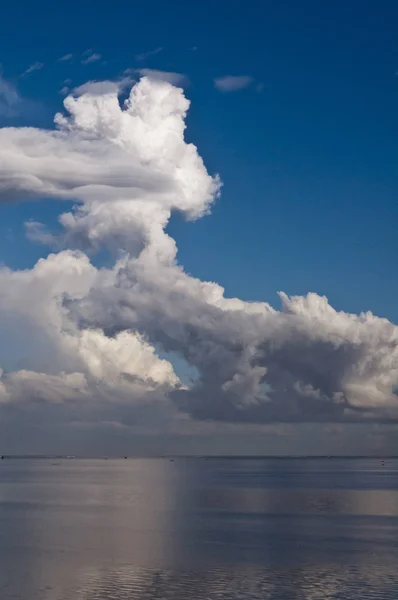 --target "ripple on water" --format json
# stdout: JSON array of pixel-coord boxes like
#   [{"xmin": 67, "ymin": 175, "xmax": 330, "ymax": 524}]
[{"xmin": 58, "ymin": 564, "xmax": 398, "ymax": 600}]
